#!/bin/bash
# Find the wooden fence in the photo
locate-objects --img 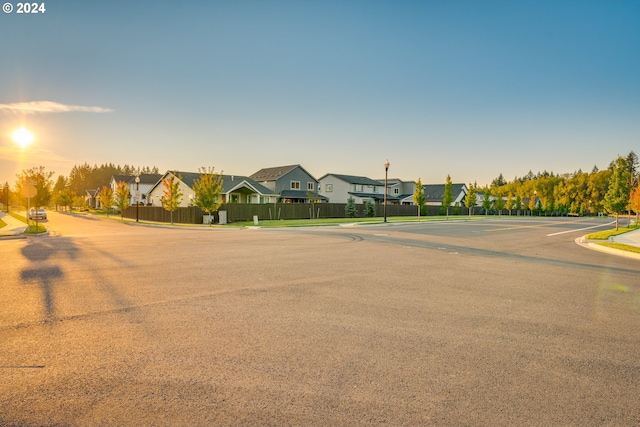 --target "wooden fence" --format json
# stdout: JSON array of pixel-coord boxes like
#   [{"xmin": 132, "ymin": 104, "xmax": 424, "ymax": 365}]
[{"xmin": 123, "ymin": 203, "xmax": 526, "ymax": 224}]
